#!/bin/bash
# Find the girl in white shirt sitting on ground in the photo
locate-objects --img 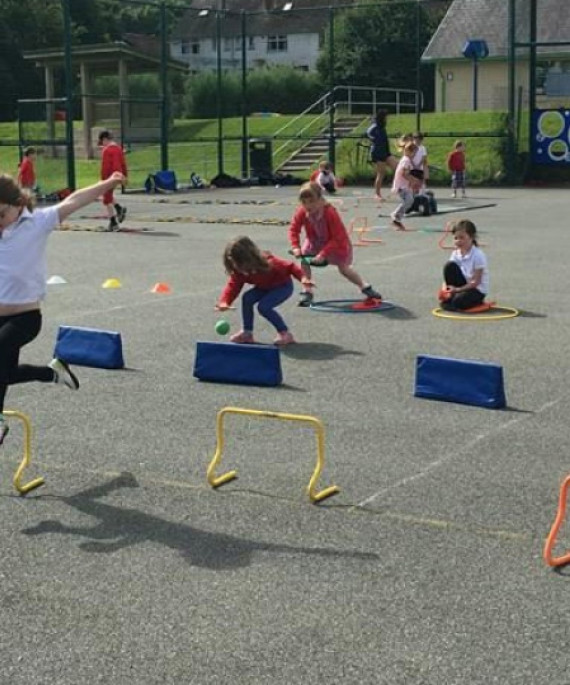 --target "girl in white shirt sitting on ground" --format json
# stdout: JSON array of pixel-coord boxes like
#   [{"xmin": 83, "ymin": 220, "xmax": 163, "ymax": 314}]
[{"xmin": 439, "ymin": 219, "xmax": 489, "ymax": 311}]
